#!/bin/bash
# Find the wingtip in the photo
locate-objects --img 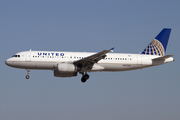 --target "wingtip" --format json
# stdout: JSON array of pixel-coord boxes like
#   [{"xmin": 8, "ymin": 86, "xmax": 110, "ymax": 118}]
[
  {"xmin": 110, "ymin": 47, "xmax": 114, "ymax": 50},
  {"xmin": 110, "ymin": 47, "xmax": 114, "ymax": 52}
]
